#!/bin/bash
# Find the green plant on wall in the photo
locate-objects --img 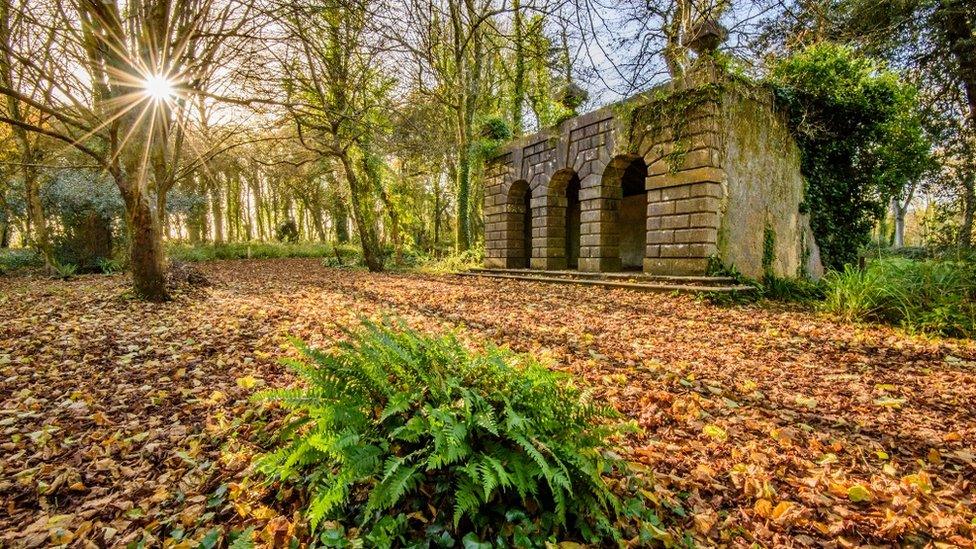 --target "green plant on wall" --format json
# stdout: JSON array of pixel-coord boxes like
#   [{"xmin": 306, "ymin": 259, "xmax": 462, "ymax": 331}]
[
  {"xmin": 769, "ymin": 43, "xmax": 932, "ymax": 271},
  {"xmin": 762, "ymin": 223, "xmax": 777, "ymax": 276},
  {"xmin": 630, "ymin": 82, "xmax": 723, "ymax": 173}
]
